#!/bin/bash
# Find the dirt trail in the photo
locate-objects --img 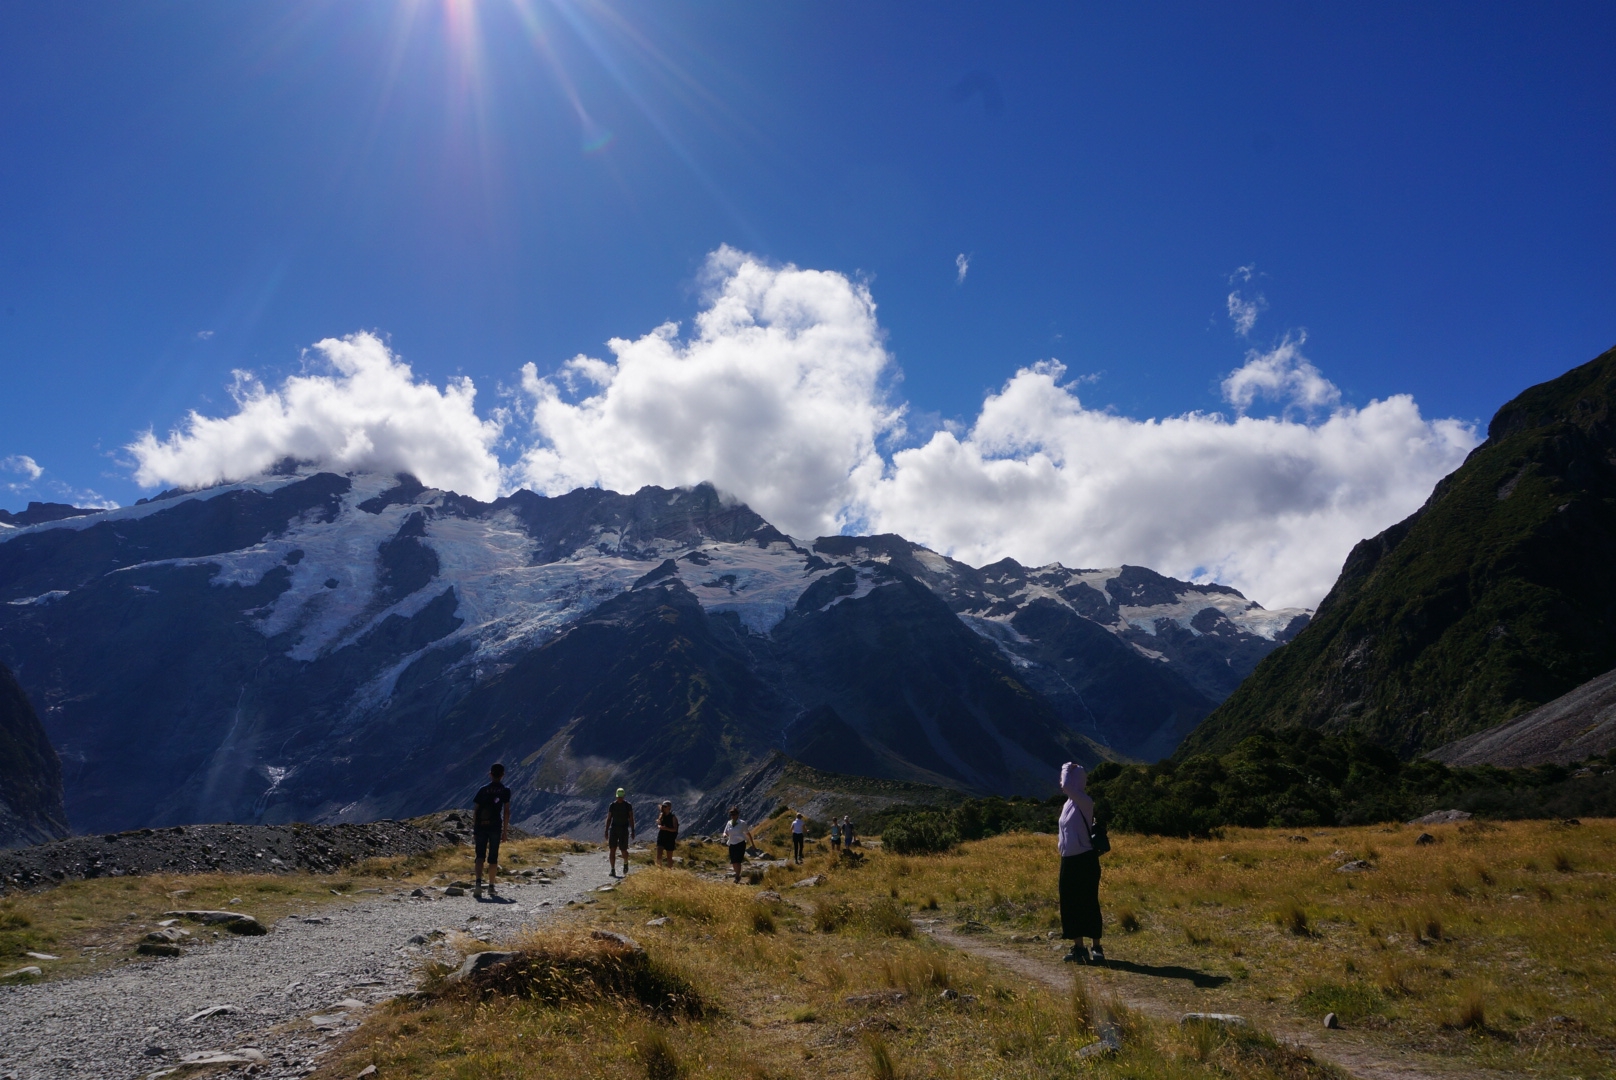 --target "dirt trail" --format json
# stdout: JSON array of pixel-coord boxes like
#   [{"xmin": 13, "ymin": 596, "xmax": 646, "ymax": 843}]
[
  {"xmin": 0, "ymin": 851, "xmax": 620, "ymax": 1080},
  {"xmin": 923, "ymin": 925, "xmax": 1513, "ymax": 1080}
]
